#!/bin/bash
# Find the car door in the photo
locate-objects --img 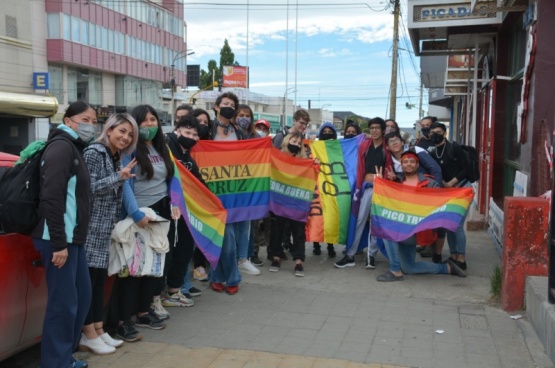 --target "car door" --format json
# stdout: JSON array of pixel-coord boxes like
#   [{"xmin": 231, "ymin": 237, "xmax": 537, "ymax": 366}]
[
  {"xmin": 18, "ymin": 234, "xmax": 47, "ymax": 347},
  {"xmin": 0, "ymin": 233, "xmax": 29, "ymax": 360}
]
